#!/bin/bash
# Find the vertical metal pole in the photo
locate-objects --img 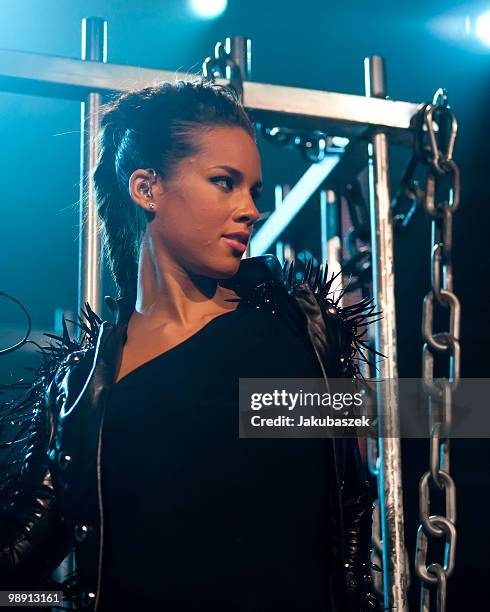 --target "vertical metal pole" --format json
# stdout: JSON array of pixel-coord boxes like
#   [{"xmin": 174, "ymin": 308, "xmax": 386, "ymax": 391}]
[
  {"xmin": 274, "ymin": 184, "xmax": 286, "ymax": 265},
  {"xmin": 225, "ymin": 35, "xmax": 252, "ymax": 82},
  {"xmin": 79, "ymin": 17, "xmax": 107, "ymax": 316},
  {"xmin": 274, "ymin": 184, "xmax": 293, "ymax": 264},
  {"xmin": 364, "ymin": 55, "xmax": 408, "ymax": 611},
  {"xmin": 225, "ymin": 35, "xmax": 254, "ymax": 259},
  {"xmin": 320, "ymin": 189, "xmax": 343, "ymax": 304}
]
